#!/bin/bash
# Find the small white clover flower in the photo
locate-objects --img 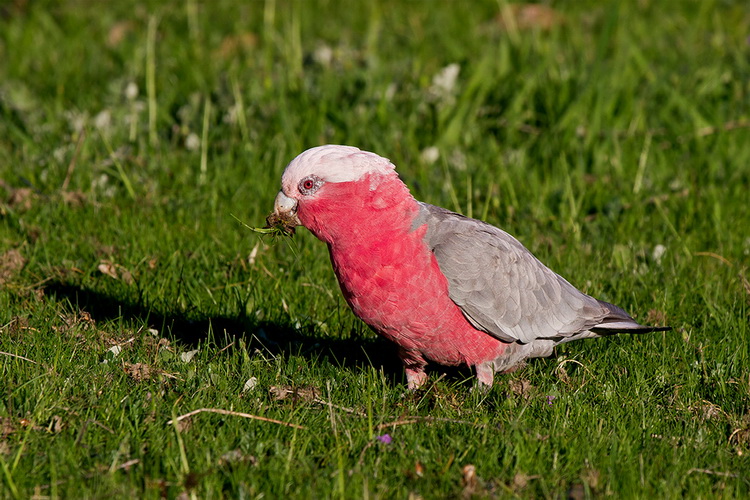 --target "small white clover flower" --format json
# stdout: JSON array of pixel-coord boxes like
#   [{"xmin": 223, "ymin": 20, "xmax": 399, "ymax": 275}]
[
  {"xmin": 185, "ymin": 132, "xmax": 200, "ymax": 151},
  {"xmin": 125, "ymin": 82, "xmax": 139, "ymax": 100},
  {"xmin": 430, "ymin": 63, "xmax": 460, "ymax": 98},
  {"xmin": 421, "ymin": 146, "xmax": 440, "ymax": 165},
  {"xmin": 652, "ymin": 244, "xmax": 667, "ymax": 263}
]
